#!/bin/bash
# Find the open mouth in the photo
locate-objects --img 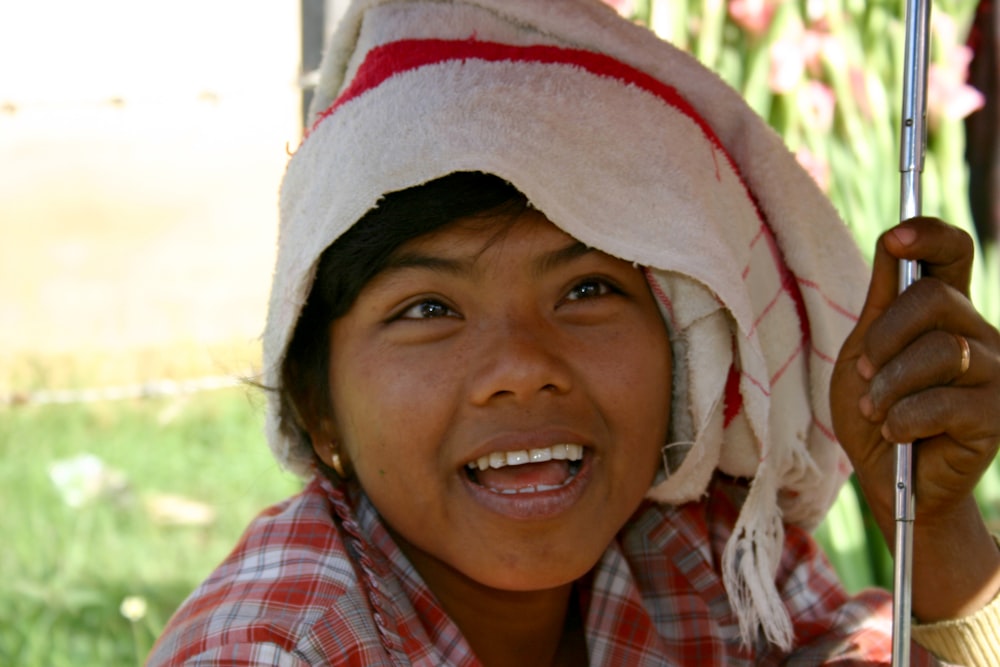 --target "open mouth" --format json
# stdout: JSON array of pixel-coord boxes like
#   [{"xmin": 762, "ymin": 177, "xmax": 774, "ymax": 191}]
[{"xmin": 464, "ymin": 444, "xmax": 584, "ymax": 494}]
